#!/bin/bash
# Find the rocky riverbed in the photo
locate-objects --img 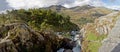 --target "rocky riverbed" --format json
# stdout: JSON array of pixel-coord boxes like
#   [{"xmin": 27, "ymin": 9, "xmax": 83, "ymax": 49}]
[{"xmin": 57, "ymin": 31, "xmax": 82, "ymax": 52}]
